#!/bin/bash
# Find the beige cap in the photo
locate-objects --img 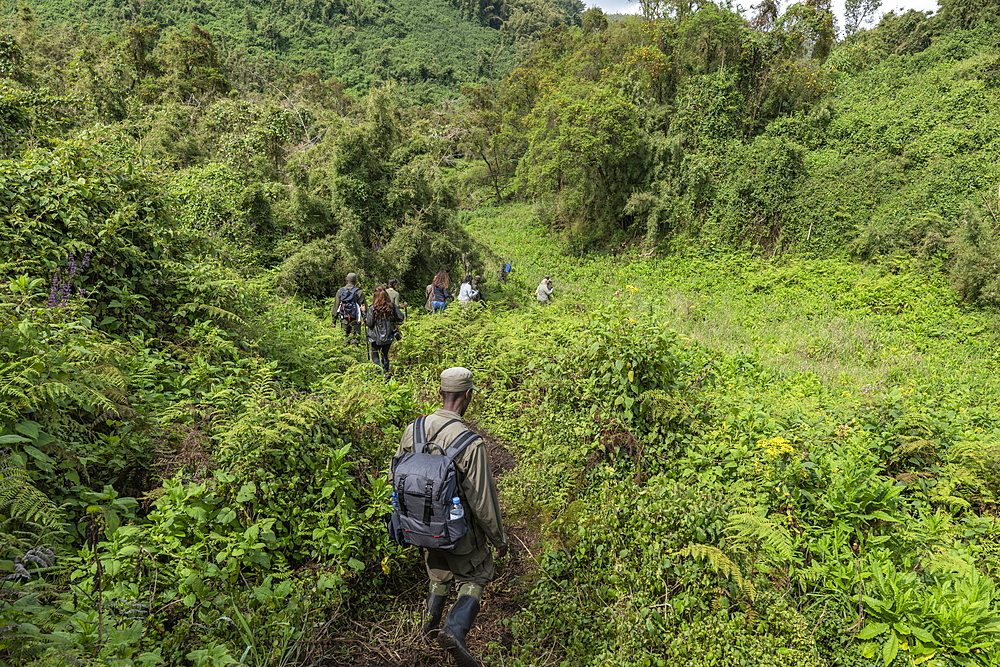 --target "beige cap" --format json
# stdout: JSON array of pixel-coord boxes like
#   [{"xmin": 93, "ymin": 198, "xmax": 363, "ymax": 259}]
[
  {"xmin": 346, "ymin": 272, "xmax": 357, "ymax": 283},
  {"xmin": 440, "ymin": 367, "xmax": 476, "ymax": 393}
]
